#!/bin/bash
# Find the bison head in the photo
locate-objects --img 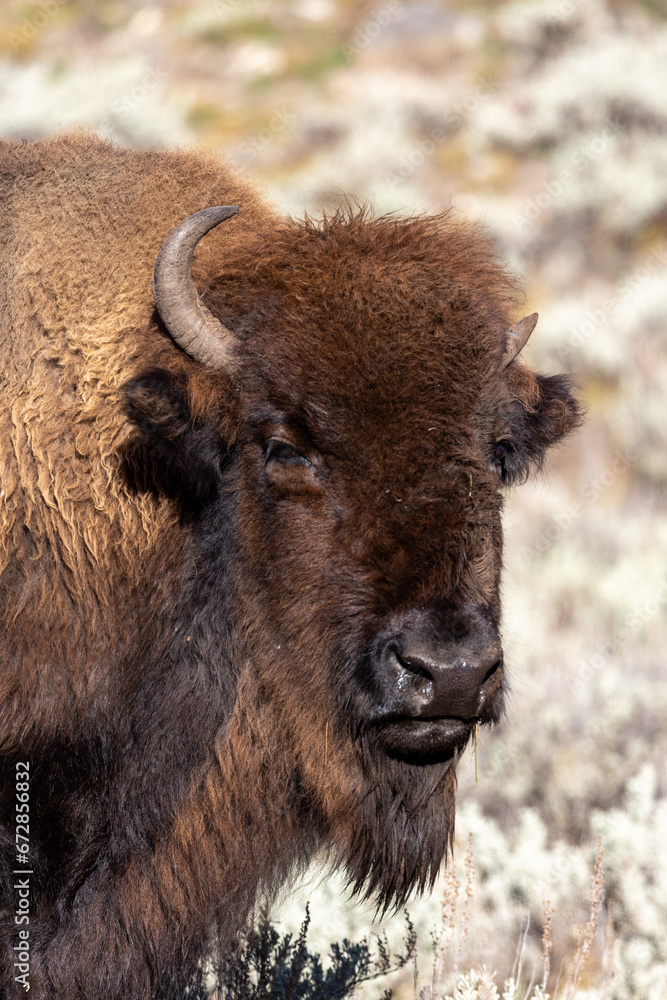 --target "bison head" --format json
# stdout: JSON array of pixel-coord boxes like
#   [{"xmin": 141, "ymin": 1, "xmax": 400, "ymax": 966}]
[{"xmin": 123, "ymin": 206, "xmax": 580, "ymax": 912}]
